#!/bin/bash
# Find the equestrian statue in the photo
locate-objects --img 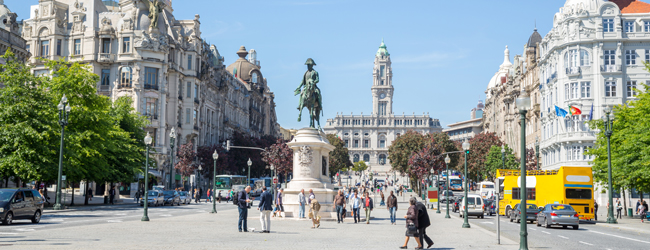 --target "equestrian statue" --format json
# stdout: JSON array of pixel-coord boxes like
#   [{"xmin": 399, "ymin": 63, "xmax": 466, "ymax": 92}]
[{"xmin": 294, "ymin": 58, "xmax": 323, "ymax": 129}]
